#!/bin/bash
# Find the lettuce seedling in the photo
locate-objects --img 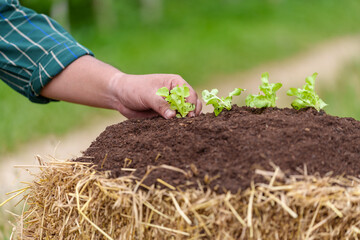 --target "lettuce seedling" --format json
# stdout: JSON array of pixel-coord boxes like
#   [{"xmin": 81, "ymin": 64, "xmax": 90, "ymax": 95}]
[
  {"xmin": 156, "ymin": 84, "xmax": 195, "ymax": 118},
  {"xmin": 245, "ymin": 72, "xmax": 282, "ymax": 108},
  {"xmin": 287, "ymin": 72, "xmax": 327, "ymax": 111},
  {"xmin": 202, "ymin": 88, "xmax": 244, "ymax": 116}
]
